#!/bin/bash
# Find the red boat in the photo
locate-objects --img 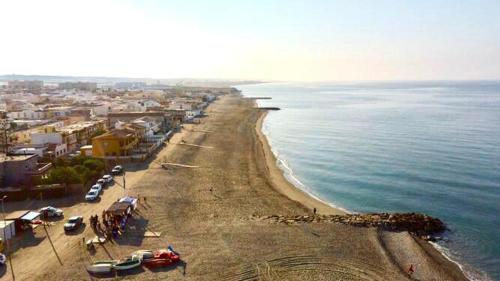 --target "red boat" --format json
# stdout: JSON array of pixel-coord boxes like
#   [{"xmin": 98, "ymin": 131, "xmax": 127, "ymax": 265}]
[{"xmin": 143, "ymin": 249, "xmax": 180, "ymax": 268}]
